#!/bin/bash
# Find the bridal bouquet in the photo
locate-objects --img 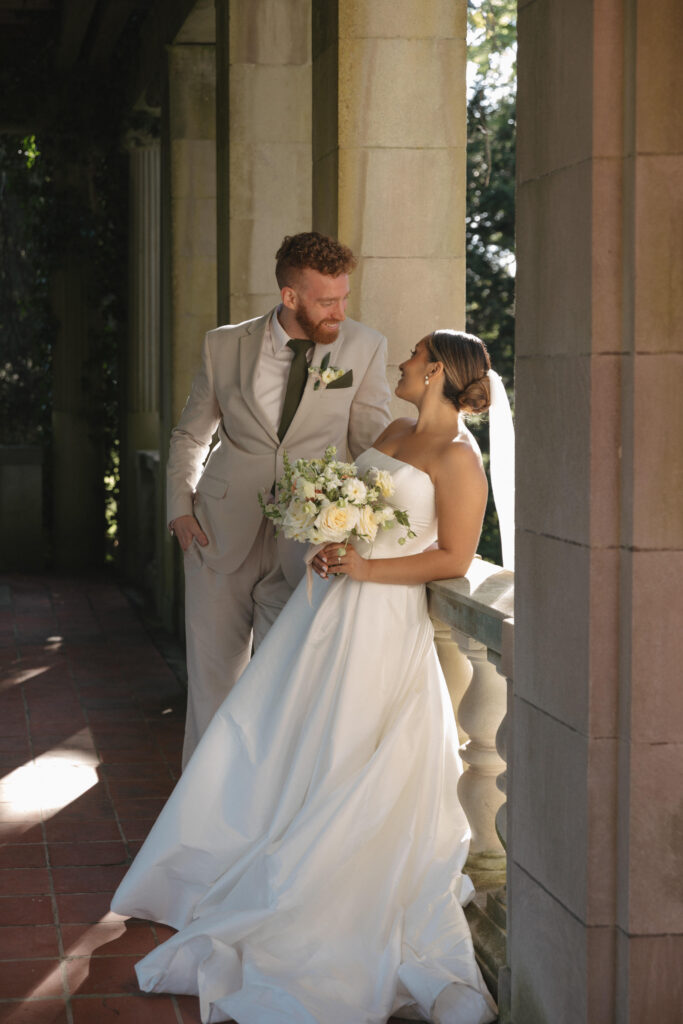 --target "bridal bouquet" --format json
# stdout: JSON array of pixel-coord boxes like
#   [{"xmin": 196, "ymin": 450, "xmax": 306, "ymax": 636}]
[{"xmin": 259, "ymin": 446, "xmax": 415, "ymax": 547}]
